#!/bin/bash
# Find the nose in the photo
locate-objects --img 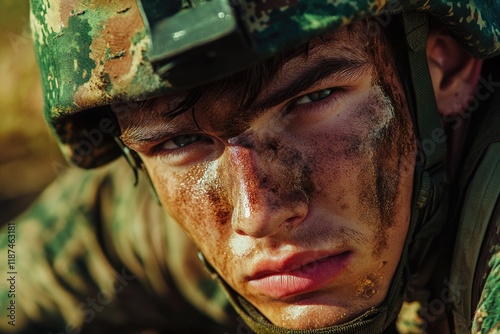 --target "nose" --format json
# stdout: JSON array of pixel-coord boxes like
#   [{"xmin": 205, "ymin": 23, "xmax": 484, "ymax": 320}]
[{"xmin": 224, "ymin": 145, "xmax": 309, "ymax": 239}]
